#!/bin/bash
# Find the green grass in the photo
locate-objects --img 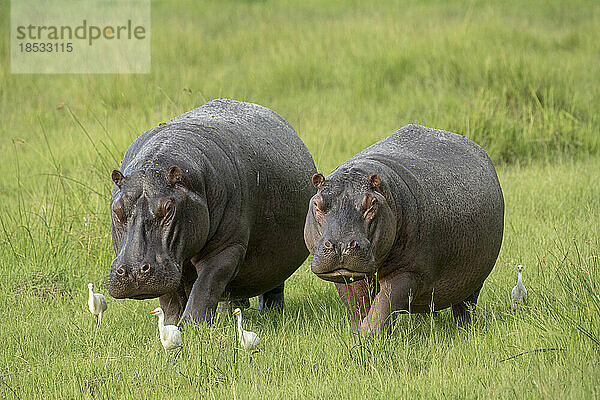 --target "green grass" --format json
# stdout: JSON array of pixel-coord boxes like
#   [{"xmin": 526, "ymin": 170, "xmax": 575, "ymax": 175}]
[
  {"xmin": 1, "ymin": 159, "xmax": 599, "ymax": 398},
  {"xmin": 1, "ymin": 0, "xmax": 599, "ymax": 398}
]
